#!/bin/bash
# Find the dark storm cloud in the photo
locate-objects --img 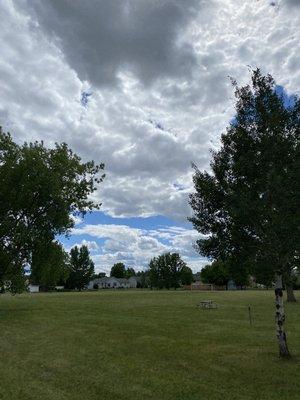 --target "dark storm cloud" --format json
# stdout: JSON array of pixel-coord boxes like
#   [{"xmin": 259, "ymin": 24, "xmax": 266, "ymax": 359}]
[
  {"xmin": 285, "ymin": 0, "xmax": 300, "ymax": 6},
  {"xmin": 26, "ymin": 0, "xmax": 202, "ymax": 87}
]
